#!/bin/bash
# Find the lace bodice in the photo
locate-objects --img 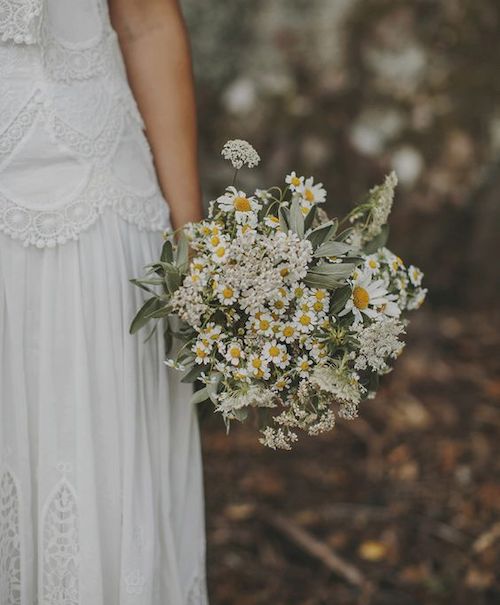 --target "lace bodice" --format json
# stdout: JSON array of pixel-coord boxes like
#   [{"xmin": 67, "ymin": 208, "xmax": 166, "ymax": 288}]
[{"xmin": 0, "ymin": 0, "xmax": 170, "ymax": 248}]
